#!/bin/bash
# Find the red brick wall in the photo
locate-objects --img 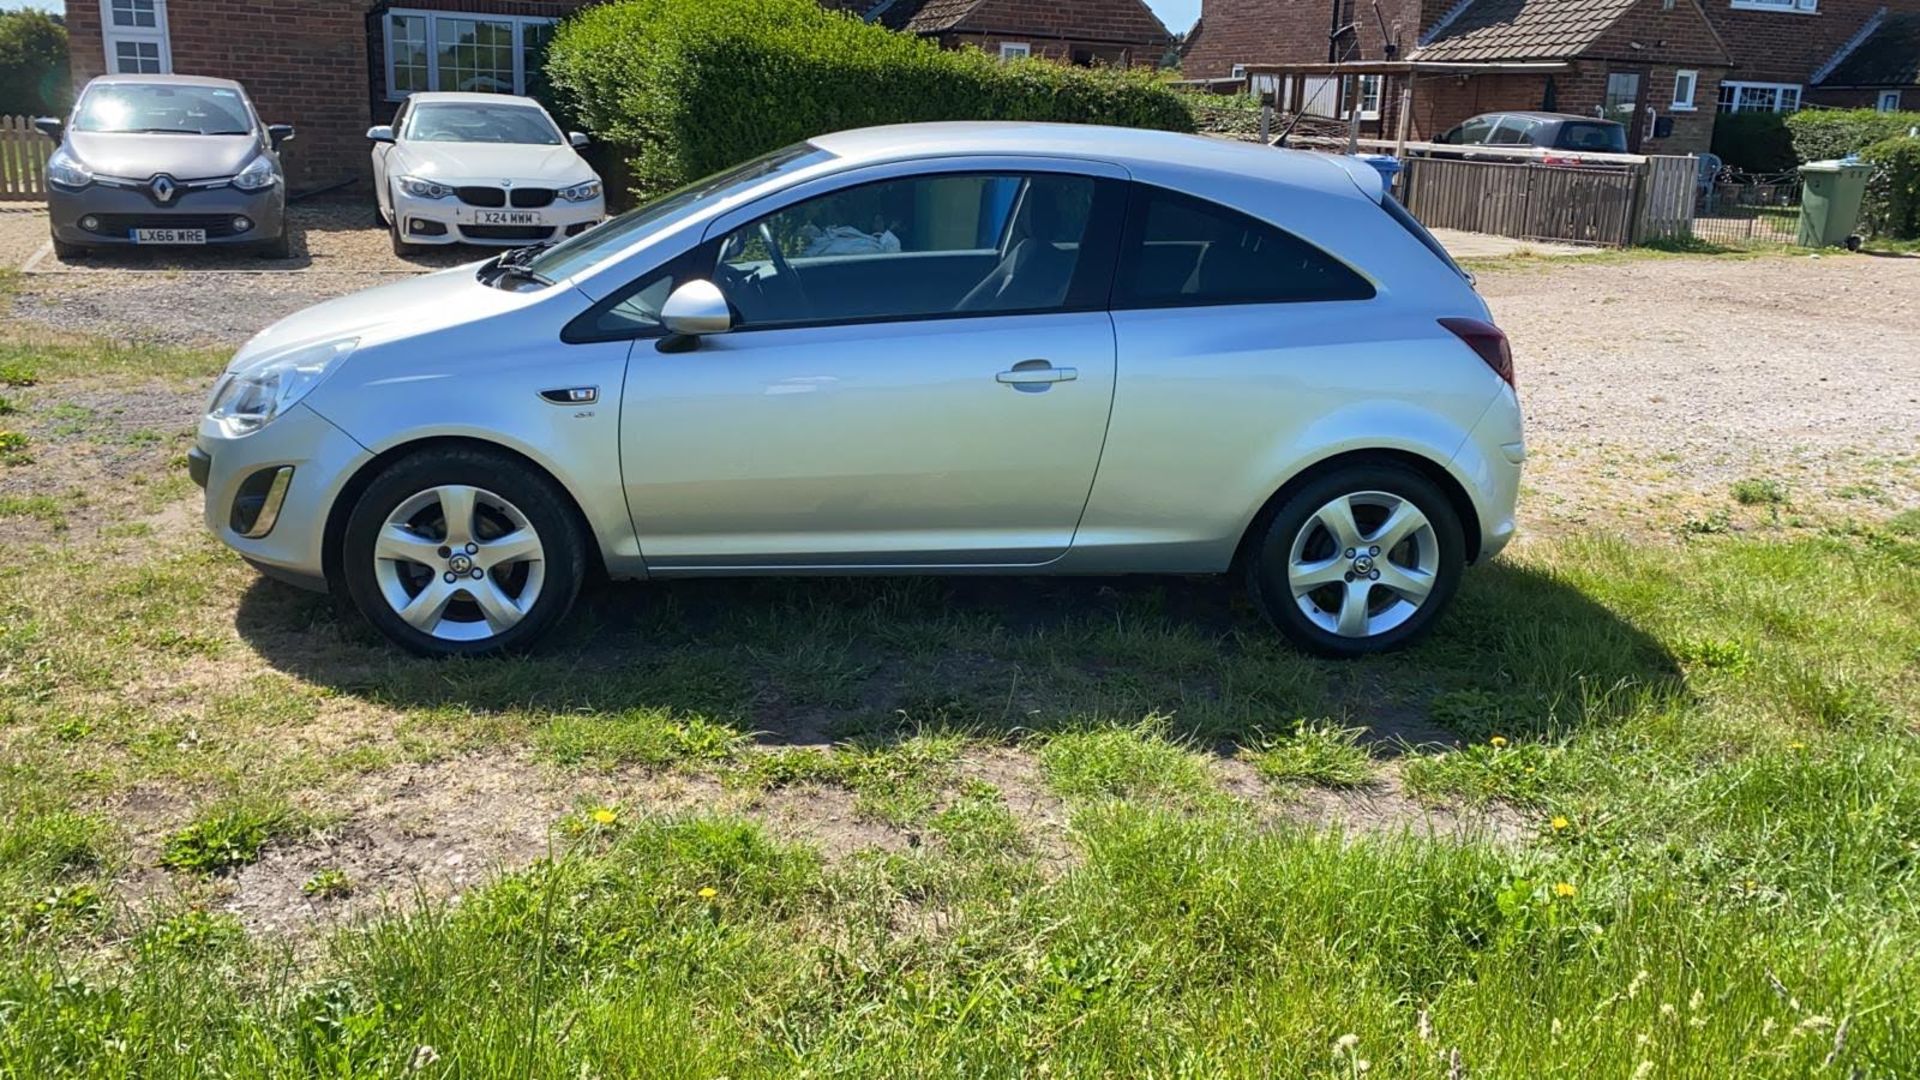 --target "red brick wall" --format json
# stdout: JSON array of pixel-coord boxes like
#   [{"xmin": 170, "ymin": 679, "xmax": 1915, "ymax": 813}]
[{"xmin": 1183, "ymin": 0, "xmax": 1433, "ymax": 79}]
